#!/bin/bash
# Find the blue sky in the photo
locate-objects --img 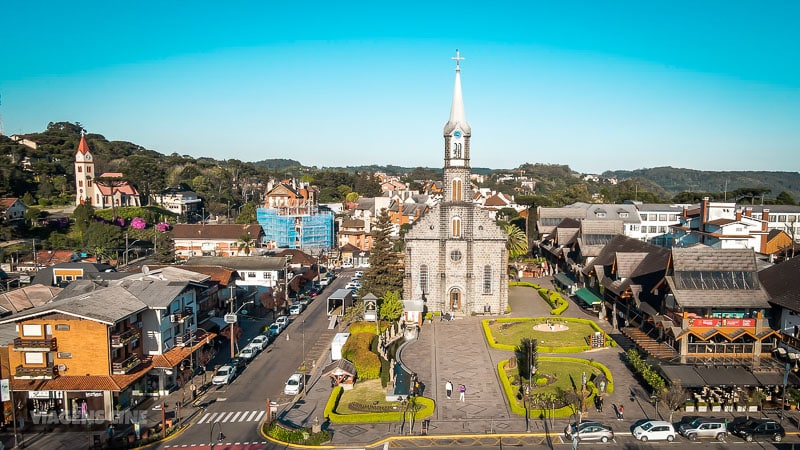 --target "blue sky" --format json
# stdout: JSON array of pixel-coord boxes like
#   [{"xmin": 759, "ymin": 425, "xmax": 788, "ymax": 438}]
[{"xmin": 2, "ymin": 1, "xmax": 798, "ymax": 173}]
